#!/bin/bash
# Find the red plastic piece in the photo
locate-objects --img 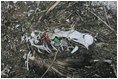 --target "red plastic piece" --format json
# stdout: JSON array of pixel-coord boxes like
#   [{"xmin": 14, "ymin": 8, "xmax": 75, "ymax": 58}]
[{"xmin": 43, "ymin": 32, "xmax": 50, "ymax": 45}]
